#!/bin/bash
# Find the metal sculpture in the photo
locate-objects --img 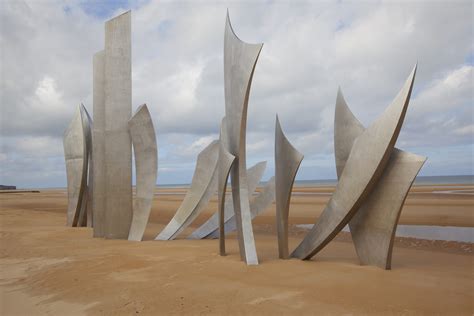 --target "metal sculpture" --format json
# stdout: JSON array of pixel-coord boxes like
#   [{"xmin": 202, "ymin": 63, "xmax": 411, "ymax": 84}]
[
  {"xmin": 334, "ymin": 90, "xmax": 426, "ymax": 269},
  {"xmin": 188, "ymin": 161, "xmax": 267, "ymax": 240},
  {"xmin": 155, "ymin": 140, "xmax": 220, "ymax": 240},
  {"xmin": 128, "ymin": 104, "xmax": 158, "ymax": 241},
  {"xmin": 92, "ymin": 11, "xmax": 133, "ymax": 239},
  {"xmin": 63, "ymin": 104, "xmax": 92, "ymax": 227},
  {"xmin": 292, "ymin": 65, "xmax": 417, "ymax": 260},
  {"xmin": 208, "ymin": 176, "xmax": 276, "ymax": 239},
  {"xmin": 223, "ymin": 12, "xmax": 263, "ymax": 265},
  {"xmin": 83, "ymin": 108, "xmax": 93, "ymax": 228},
  {"xmin": 61, "ymin": 9, "xmax": 429, "ymax": 270},
  {"xmin": 184, "ymin": 118, "xmax": 271, "ymax": 245},
  {"xmin": 215, "ymin": 118, "xmax": 235, "ymax": 255},
  {"xmin": 275, "ymin": 115, "xmax": 303, "ymax": 259}
]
